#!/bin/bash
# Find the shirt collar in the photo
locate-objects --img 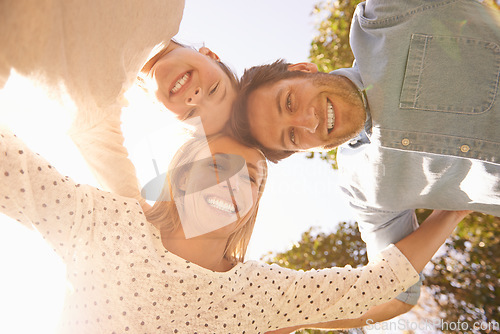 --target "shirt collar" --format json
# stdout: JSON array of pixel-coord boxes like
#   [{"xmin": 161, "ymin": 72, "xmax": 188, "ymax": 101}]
[{"xmin": 331, "ymin": 64, "xmax": 372, "ymax": 147}]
